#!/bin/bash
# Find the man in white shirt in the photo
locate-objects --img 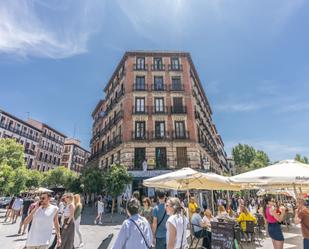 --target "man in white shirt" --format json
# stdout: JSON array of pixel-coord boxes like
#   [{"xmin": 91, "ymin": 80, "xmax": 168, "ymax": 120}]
[
  {"xmin": 24, "ymin": 192, "xmax": 61, "ymax": 249},
  {"xmin": 12, "ymin": 195, "xmax": 23, "ymax": 223}
]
